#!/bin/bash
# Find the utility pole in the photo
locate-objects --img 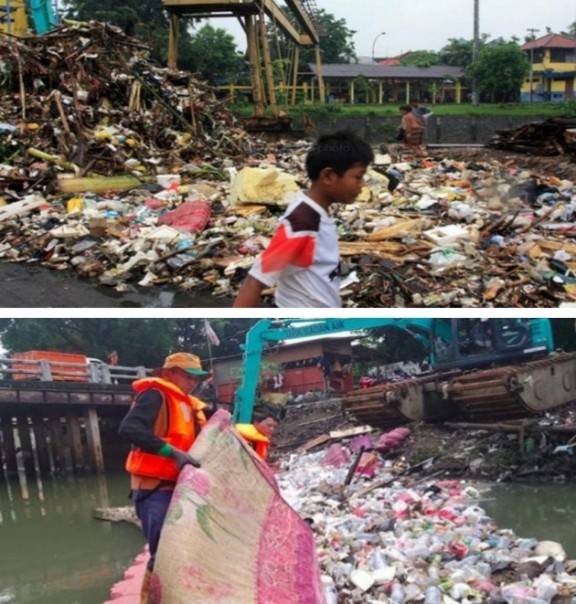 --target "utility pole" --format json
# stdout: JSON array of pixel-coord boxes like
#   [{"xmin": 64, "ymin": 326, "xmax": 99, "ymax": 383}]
[
  {"xmin": 471, "ymin": 0, "xmax": 480, "ymax": 106},
  {"xmin": 527, "ymin": 28, "xmax": 539, "ymax": 104}
]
